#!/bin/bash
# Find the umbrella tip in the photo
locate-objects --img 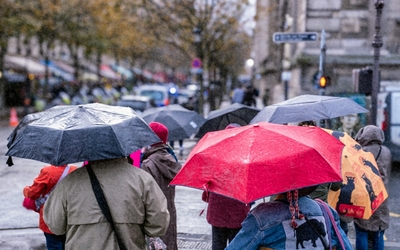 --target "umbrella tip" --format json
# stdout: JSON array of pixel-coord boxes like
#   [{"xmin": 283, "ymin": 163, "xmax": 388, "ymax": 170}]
[
  {"xmin": 79, "ymin": 105, "xmax": 83, "ymax": 108},
  {"xmin": 253, "ymin": 124, "xmax": 260, "ymax": 127},
  {"xmin": 6, "ymin": 156, "xmax": 14, "ymax": 167}
]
